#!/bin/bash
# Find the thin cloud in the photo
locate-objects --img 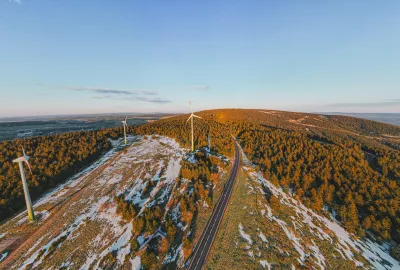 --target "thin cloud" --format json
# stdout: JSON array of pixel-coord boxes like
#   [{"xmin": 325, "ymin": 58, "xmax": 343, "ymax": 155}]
[
  {"xmin": 136, "ymin": 97, "xmax": 171, "ymax": 103},
  {"xmin": 141, "ymin": 91, "xmax": 158, "ymax": 96},
  {"xmin": 92, "ymin": 96, "xmax": 112, "ymax": 99},
  {"xmin": 92, "ymin": 95, "xmax": 171, "ymax": 104},
  {"xmin": 9, "ymin": 0, "xmax": 22, "ymax": 4},
  {"xmin": 84, "ymin": 88, "xmax": 135, "ymax": 95},
  {"xmin": 38, "ymin": 84, "xmax": 157, "ymax": 96},
  {"xmin": 190, "ymin": 85, "xmax": 210, "ymax": 91},
  {"xmin": 327, "ymin": 99, "xmax": 400, "ymax": 107},
  {"xmin": 38, "ymin": 83, "xmax": 169, "ymax": 103}
]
